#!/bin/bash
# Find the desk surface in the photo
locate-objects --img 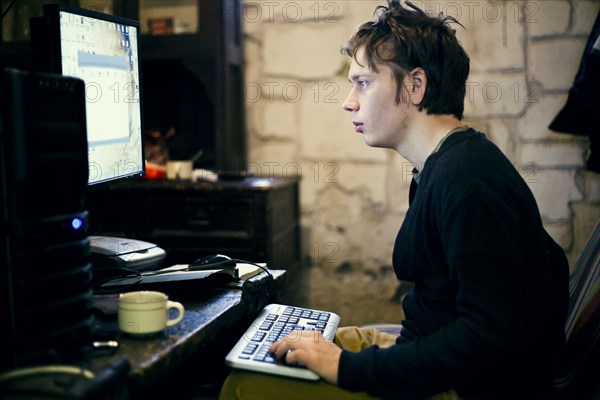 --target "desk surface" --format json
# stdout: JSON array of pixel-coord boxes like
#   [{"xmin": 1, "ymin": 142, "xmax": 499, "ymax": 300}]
[
  {"xmin": 0, "ymin": 270, "xmax": 286, "ymax": 399},
  {"xmin": 88, "ymin": 269, "xmax": 286, "ymax": 396}
]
